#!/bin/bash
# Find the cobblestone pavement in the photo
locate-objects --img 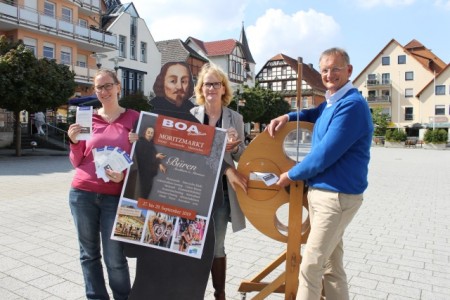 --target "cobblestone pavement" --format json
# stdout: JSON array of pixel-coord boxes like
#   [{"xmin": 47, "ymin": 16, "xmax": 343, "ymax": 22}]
[{"xmin": 0, "ymin": 147, "xmax": 449, "ymax": 299}]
